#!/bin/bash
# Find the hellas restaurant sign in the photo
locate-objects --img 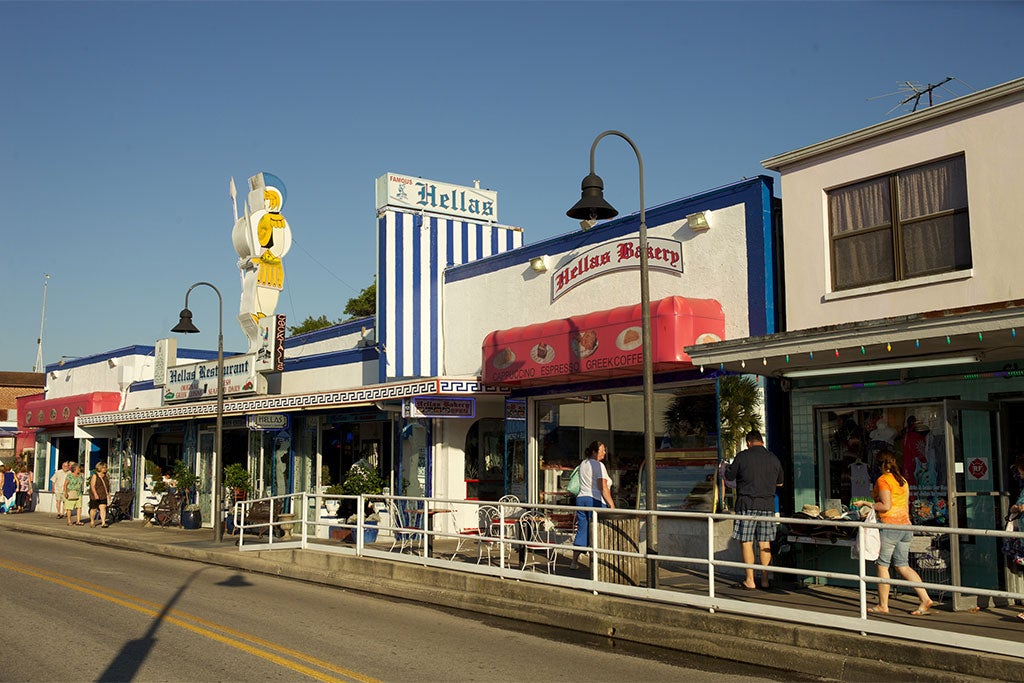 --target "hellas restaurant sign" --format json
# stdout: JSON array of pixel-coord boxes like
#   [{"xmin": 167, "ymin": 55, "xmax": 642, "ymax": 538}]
[{"xmin": 162, "ymin": 354, "xmax": 266, "ymax": 402}]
